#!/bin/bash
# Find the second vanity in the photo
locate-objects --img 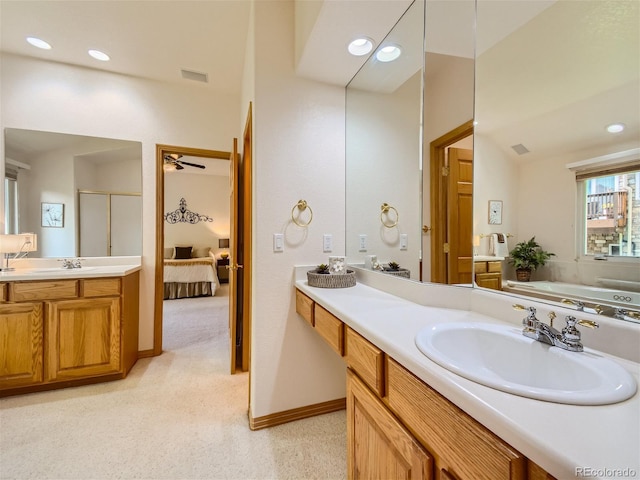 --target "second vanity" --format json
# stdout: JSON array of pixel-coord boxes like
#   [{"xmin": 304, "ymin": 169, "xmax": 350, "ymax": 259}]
[
  {"xmin": 0, "ymin": 260, "xmax": 141, "ymax": 397},
  {"xmin": 295, "ymin": 267, "xmax": 640, "ymax": 480}
]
